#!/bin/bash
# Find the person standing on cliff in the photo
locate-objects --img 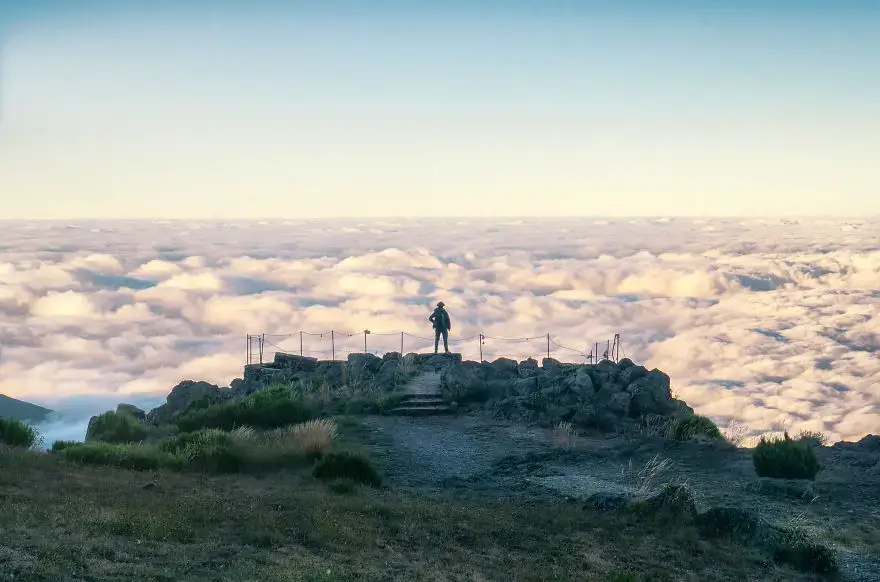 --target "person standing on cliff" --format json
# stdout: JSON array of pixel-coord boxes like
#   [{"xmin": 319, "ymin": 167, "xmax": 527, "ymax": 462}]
[{"xmin": 428, "ymin": 301, "xmax": 452, "ymax": 354}]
